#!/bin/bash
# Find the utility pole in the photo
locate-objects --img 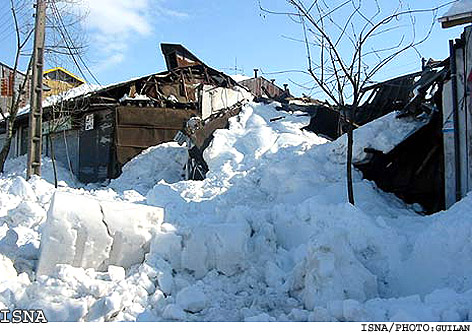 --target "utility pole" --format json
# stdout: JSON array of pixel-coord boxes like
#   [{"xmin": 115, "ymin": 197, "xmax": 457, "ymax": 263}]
[{"xmin": 27, "ymin": 0, "xmax": 47, "ymax": 179}]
